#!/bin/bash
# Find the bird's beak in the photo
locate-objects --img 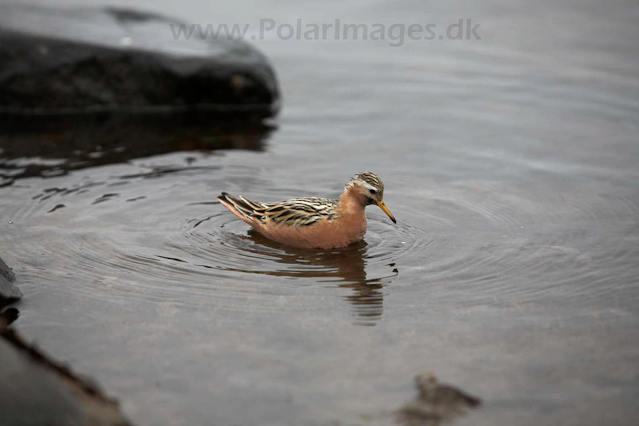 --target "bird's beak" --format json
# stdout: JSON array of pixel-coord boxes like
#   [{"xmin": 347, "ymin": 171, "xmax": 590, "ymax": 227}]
[{"xmin": 376, "ymin": 200, "xmax": 397, "ymax": 224}]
